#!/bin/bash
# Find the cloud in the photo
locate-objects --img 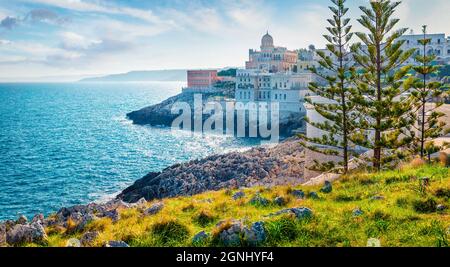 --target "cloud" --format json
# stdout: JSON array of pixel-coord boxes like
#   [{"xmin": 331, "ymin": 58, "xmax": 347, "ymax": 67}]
[
  {"xmin": 26, "ymin": 8, "xmax": 71, "ymax": 25},
  {"xmin": 0, "ymin": 16, "xmax": 18, "ymax": 30}
]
